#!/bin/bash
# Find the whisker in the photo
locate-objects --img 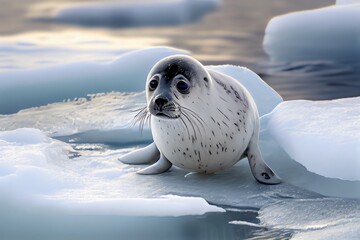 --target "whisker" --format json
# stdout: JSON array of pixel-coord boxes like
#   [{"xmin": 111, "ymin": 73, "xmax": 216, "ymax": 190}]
[{"xmin": 179, "ymin": 116, "xmax": 190, "ymax": 140}]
